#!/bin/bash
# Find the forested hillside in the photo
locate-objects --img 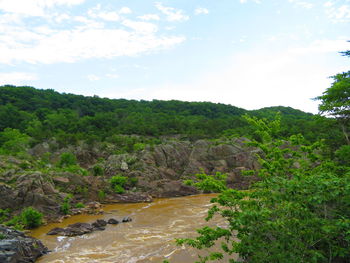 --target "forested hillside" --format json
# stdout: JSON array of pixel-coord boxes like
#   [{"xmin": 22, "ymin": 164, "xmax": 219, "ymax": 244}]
[{"xmin": 0, "ymin": 85, "xmax": 344, "ymax": 150}]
